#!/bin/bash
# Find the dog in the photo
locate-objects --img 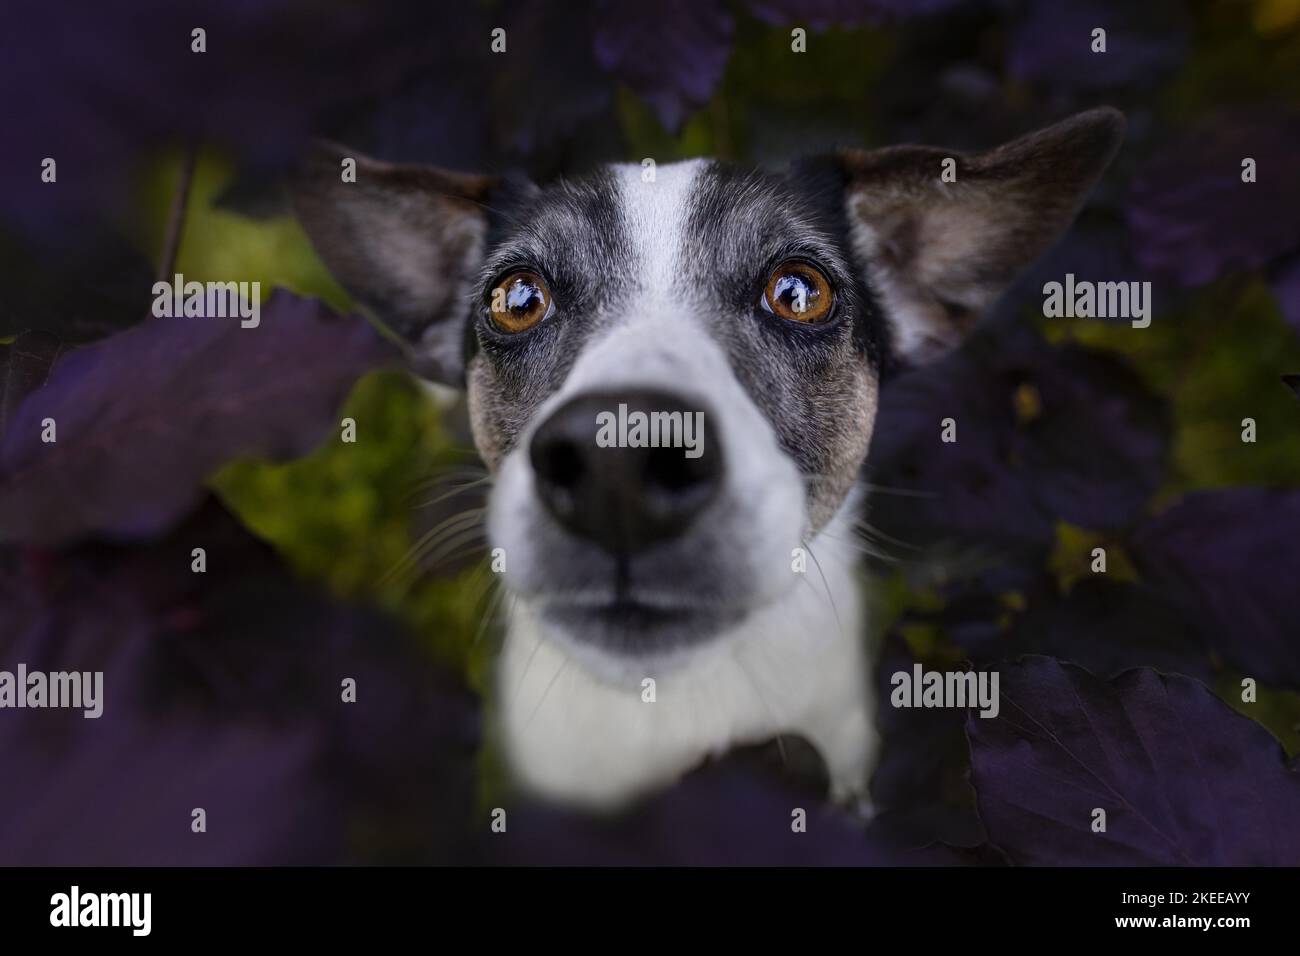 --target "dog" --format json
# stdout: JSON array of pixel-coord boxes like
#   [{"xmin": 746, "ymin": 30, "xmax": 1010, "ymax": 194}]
[{"xmin": 294, "ymin": 108, "xmax": 1125, "ymax": 810}]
